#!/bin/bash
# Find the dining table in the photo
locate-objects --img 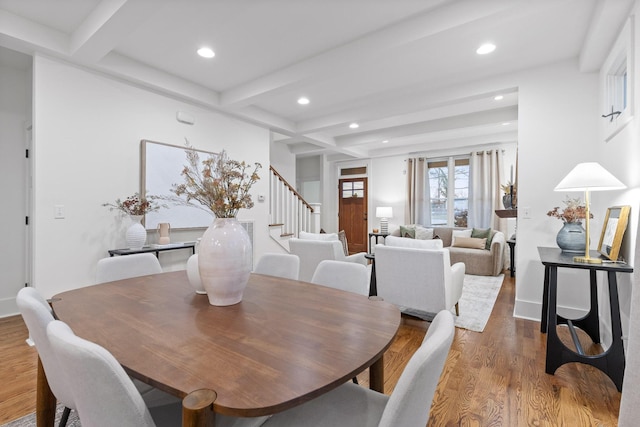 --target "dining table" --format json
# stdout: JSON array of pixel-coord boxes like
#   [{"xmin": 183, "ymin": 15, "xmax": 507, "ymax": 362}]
[{"xmin": 43, "ymin": 270, "xmax": 401, "ymax": 426}]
